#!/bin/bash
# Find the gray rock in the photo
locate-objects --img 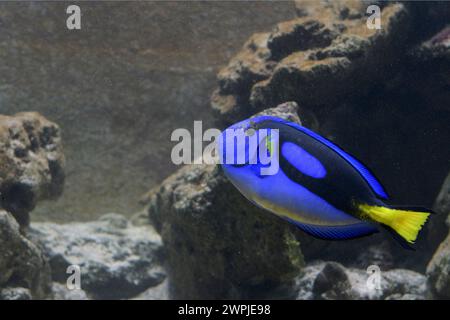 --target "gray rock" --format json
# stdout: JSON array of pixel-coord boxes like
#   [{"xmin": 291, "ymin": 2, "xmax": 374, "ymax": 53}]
[
  {"xmin": 435, "ymin": 172, "xmax": 450, "ymax": 219},
  {"xmin": 51, "ymin": 282, "xmax": 89, "ymax": 300},
  {"xmin": 30, "ymin": 213, "xmax": 166, "ymax": 299},
  {"xmin": 411, "ymin": 25, "xmax": 450, "ymax": 61},
  {"xmin": 295, "ymin": 262, "xmax": 324, "ymax": 300},
  {"xmin": 296, "ymin": 261, "xmax": 428, "ymax": 300},
  {"xmin": 0, "ymin": 112, "xmax": 65, "ymax": 226},
  {"xmin": 429, "ymin": 172, "xmax": 450, "ymax": 247},
  {"xmin": 377, "ymin": 269, "xmax": 428, "ymax": 300},
  {"xmin": 146, "ymin": 103, "xmax": 304, "ymax": 299},
  {"xmin": 385, "ymin": 293, "xmax": 426, "ymax": 300},
  {"xmin": 427, "ymin": 232, "xmax": 450, "ymax": 298},
  {"xmin": 0, "ymin": 210, "xmax": 52, "ymax": 299},
  {"xmin": 413, "ymin": 25, "xmax": 450, "ymax": 254},
  {"xmin": 0, "ymin": 287, "xmax": 32, "ymax": 300},
  {"xmin": 354, "ymin": 243, "xmax": 394, "ymax": 271},
  {"xmin": 312, "ymin": 262, "xmax": 354, "ymax": 299},
  {"xmin": 131, "ymin": 279, "xmax": 169, "ymax": 300},
  {"xmin": 426, "ymin": 170, "xmax": 450, "ymax": 299}
]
